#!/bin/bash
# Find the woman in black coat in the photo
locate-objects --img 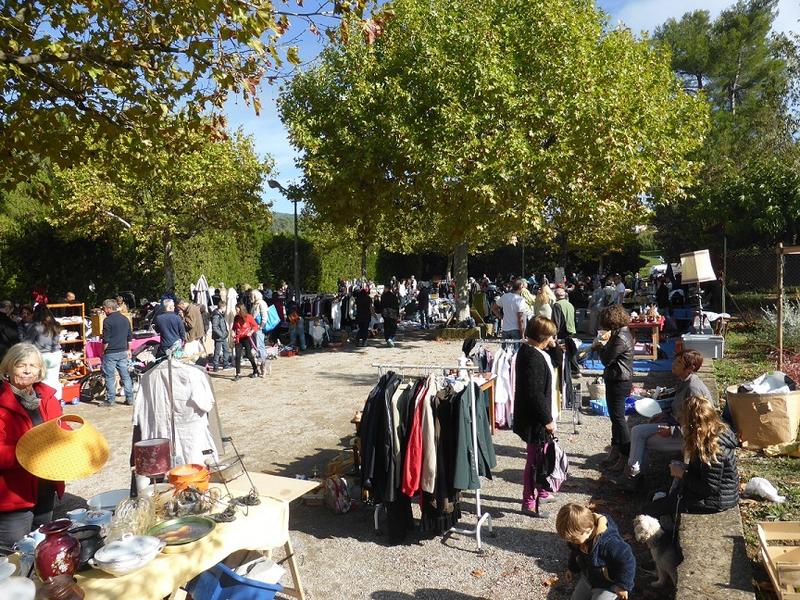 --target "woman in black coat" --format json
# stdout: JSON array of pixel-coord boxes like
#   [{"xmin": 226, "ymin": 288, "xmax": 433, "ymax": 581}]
[
  {"xmin": 513, "ymin": 316, "xmax": 558, "ymax": 517},
  {"xmin": 592, "ymin": 304, "xmax": 633, "ymax": 471},
  {"xmin": 643, "ymin": 395, "xmax": 739, "ymax": 518}
]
